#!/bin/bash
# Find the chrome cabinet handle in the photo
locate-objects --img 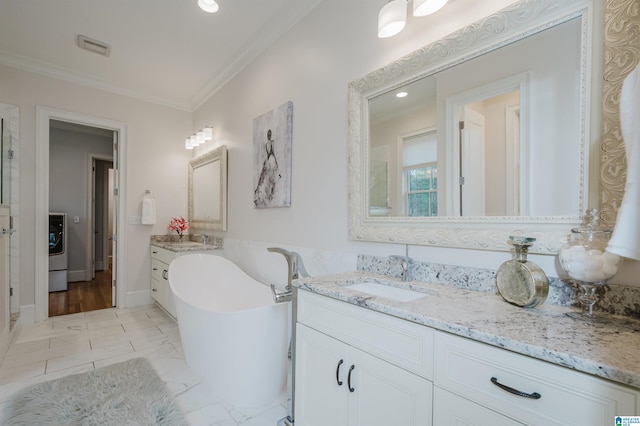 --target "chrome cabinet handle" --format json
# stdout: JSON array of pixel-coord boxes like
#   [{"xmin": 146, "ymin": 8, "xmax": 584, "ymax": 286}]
[
  {"xmin": 347, "ymin": 365, "xmax": 355, "ymax": 393},
  {"xmin": 1, "ymin": 228, "xmax": 16, "ymax": 236},
  {"xmin": 490, "ymin": 377, "xmax": 541, "ymax": 399},
  {"xmin": 162, "ymin": 270, "xmax": 168, "ymax": 280},
  {"xmin": 336, "ymin": 359, "xmax": 344, "ymax": 386}
]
